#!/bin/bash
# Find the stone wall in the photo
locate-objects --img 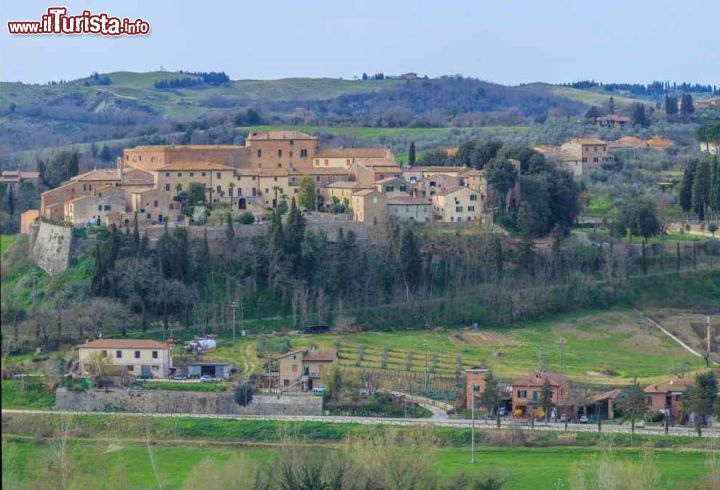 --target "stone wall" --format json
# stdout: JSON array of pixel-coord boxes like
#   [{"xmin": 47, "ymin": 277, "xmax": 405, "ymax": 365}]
[
  {"xmin": 31, "ymin": 221, "xmax": 74, "ymax": 276},
  {"xmin": 54, "ymin": 388, "xmax": 323, "ymax": 416}
]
